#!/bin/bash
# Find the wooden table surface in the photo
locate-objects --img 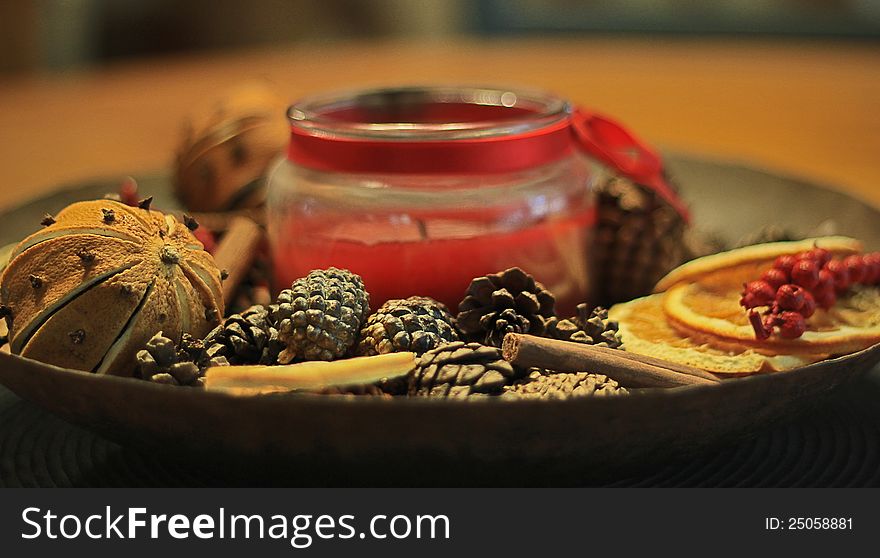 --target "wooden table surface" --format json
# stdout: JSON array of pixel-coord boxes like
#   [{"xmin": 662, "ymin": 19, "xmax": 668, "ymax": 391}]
[{"xmin": 0, "ymin": 37, "xmax": 878, "ymax": 213}]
